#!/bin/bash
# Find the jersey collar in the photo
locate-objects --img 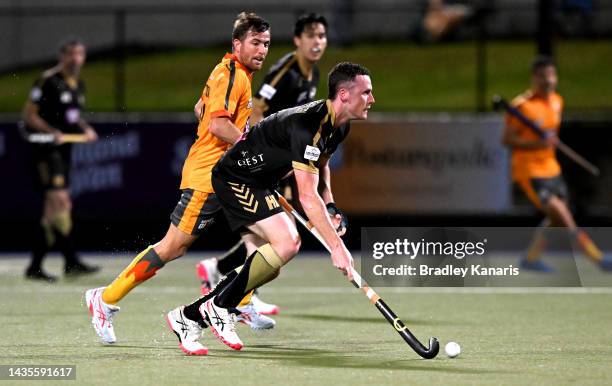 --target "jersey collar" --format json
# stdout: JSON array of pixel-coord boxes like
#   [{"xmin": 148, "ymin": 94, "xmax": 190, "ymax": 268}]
[
  {"xmin": 325, "ymin": 99, "xmax": 336, "ymax": 128},
  {"xmin": 294, "ymin": 51, "xmax": 314, "ymax": 81},
  {"xmin": 224, "ymin": 53, "xmax": 253, "ymax": 79}
]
